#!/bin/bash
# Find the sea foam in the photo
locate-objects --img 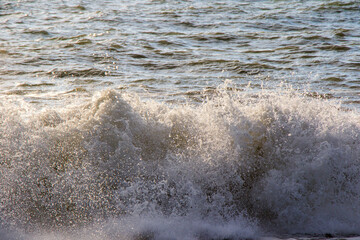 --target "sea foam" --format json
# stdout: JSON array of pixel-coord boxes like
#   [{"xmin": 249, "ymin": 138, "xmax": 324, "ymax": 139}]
[{"xmin": 1, "ymin": 85, "xmax": 360, "ymax": 239}]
